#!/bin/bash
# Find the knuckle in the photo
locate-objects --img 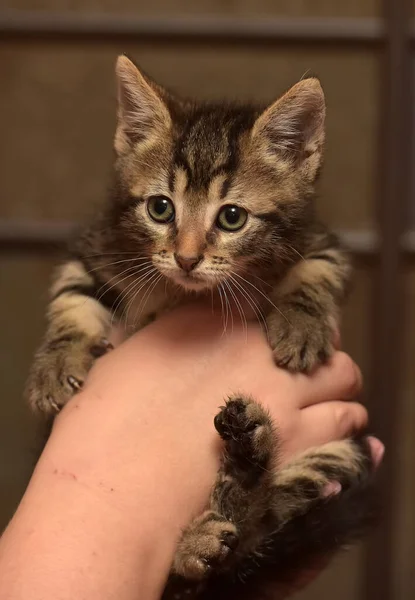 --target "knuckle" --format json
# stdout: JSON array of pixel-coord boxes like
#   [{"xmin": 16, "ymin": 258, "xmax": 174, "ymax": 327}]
[
  {"xmin": 333, "ymin": 404, "xmax": 354, "ymax": 435},
  {"xmin": 334, "ymin": 403, "xmax": 368, "ymax": 436}
]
